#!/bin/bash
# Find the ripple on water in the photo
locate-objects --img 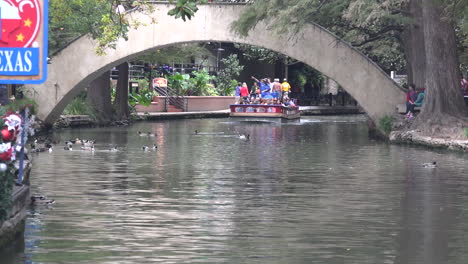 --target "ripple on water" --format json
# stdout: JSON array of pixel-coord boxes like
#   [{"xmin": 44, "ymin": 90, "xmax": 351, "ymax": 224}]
[{"xmin": 2, "ymin": 117, "xmax": 467, "ymax": 264}]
